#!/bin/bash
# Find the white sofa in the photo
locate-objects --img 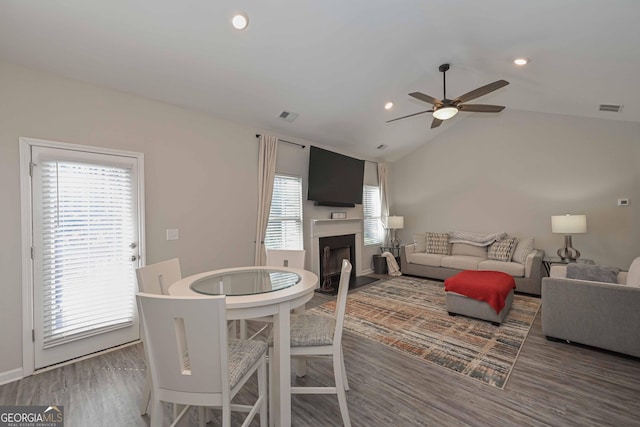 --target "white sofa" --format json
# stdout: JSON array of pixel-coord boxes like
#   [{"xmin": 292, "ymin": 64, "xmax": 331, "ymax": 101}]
[{"xmin": 400, "ymin": 232, "xmax": 545, "ymax": 295}]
